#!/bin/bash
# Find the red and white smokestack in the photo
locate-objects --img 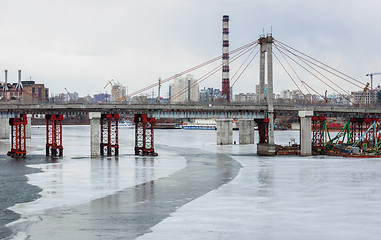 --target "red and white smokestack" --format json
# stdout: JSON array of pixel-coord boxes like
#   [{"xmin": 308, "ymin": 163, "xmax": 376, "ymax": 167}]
[
  {"xmin": 222, "ymin": 15, "xmax": 230, "ymax": 102},
  {"xmin": 4, "ymin": 70, "xmax": 9, "ymax": 91}
]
